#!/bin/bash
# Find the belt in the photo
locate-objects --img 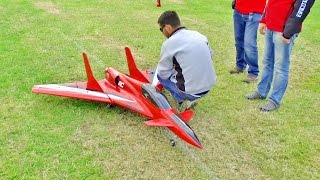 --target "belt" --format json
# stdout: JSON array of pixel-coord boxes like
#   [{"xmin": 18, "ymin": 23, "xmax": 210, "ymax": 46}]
[{"xmin": 242, "ymin": 12, "xmax": 261, "ymax": 15}]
